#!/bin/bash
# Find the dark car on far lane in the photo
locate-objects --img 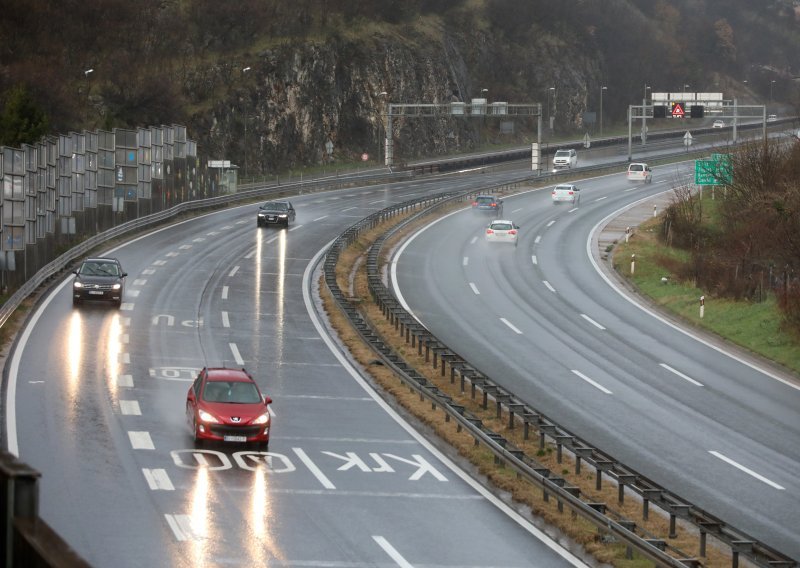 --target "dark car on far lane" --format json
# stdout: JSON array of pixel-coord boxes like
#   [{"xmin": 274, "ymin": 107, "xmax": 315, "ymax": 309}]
[
  {"xmin": 471, "ymin": 195, "xmax": 503, "ymax": 216},
  {"xmin": 257, "ymin": 200, "xmax": 296, "ymax": 227}
]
